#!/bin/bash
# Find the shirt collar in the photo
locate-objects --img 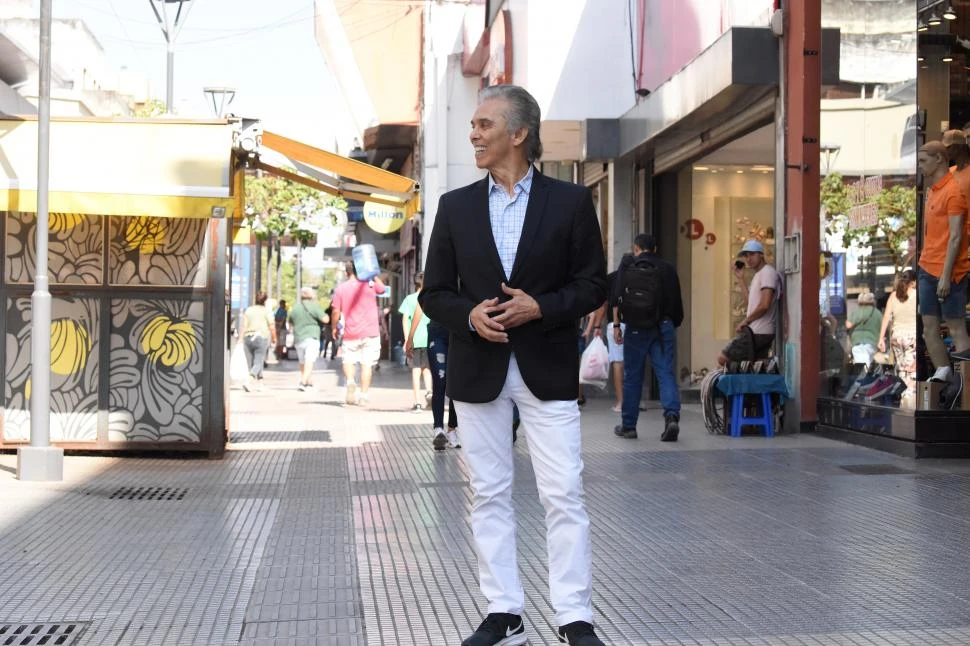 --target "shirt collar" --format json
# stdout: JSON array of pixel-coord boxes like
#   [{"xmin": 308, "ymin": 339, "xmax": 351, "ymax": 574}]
[
  {"xmin": 933, "ymin": 172, "xmax": 954, "ymax": 191},
  {"xmin": 488, "ymin": 165, "xmax": 534, "ymax": 197}
]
